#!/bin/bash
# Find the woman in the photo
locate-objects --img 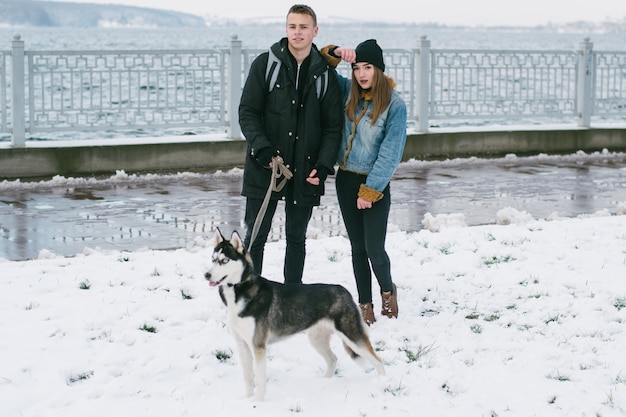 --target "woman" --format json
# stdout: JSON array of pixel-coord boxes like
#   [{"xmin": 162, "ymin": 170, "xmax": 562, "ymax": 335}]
[{"xmin": 322, "ymin": 39, "xmax": 407, "ymax": 325}]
